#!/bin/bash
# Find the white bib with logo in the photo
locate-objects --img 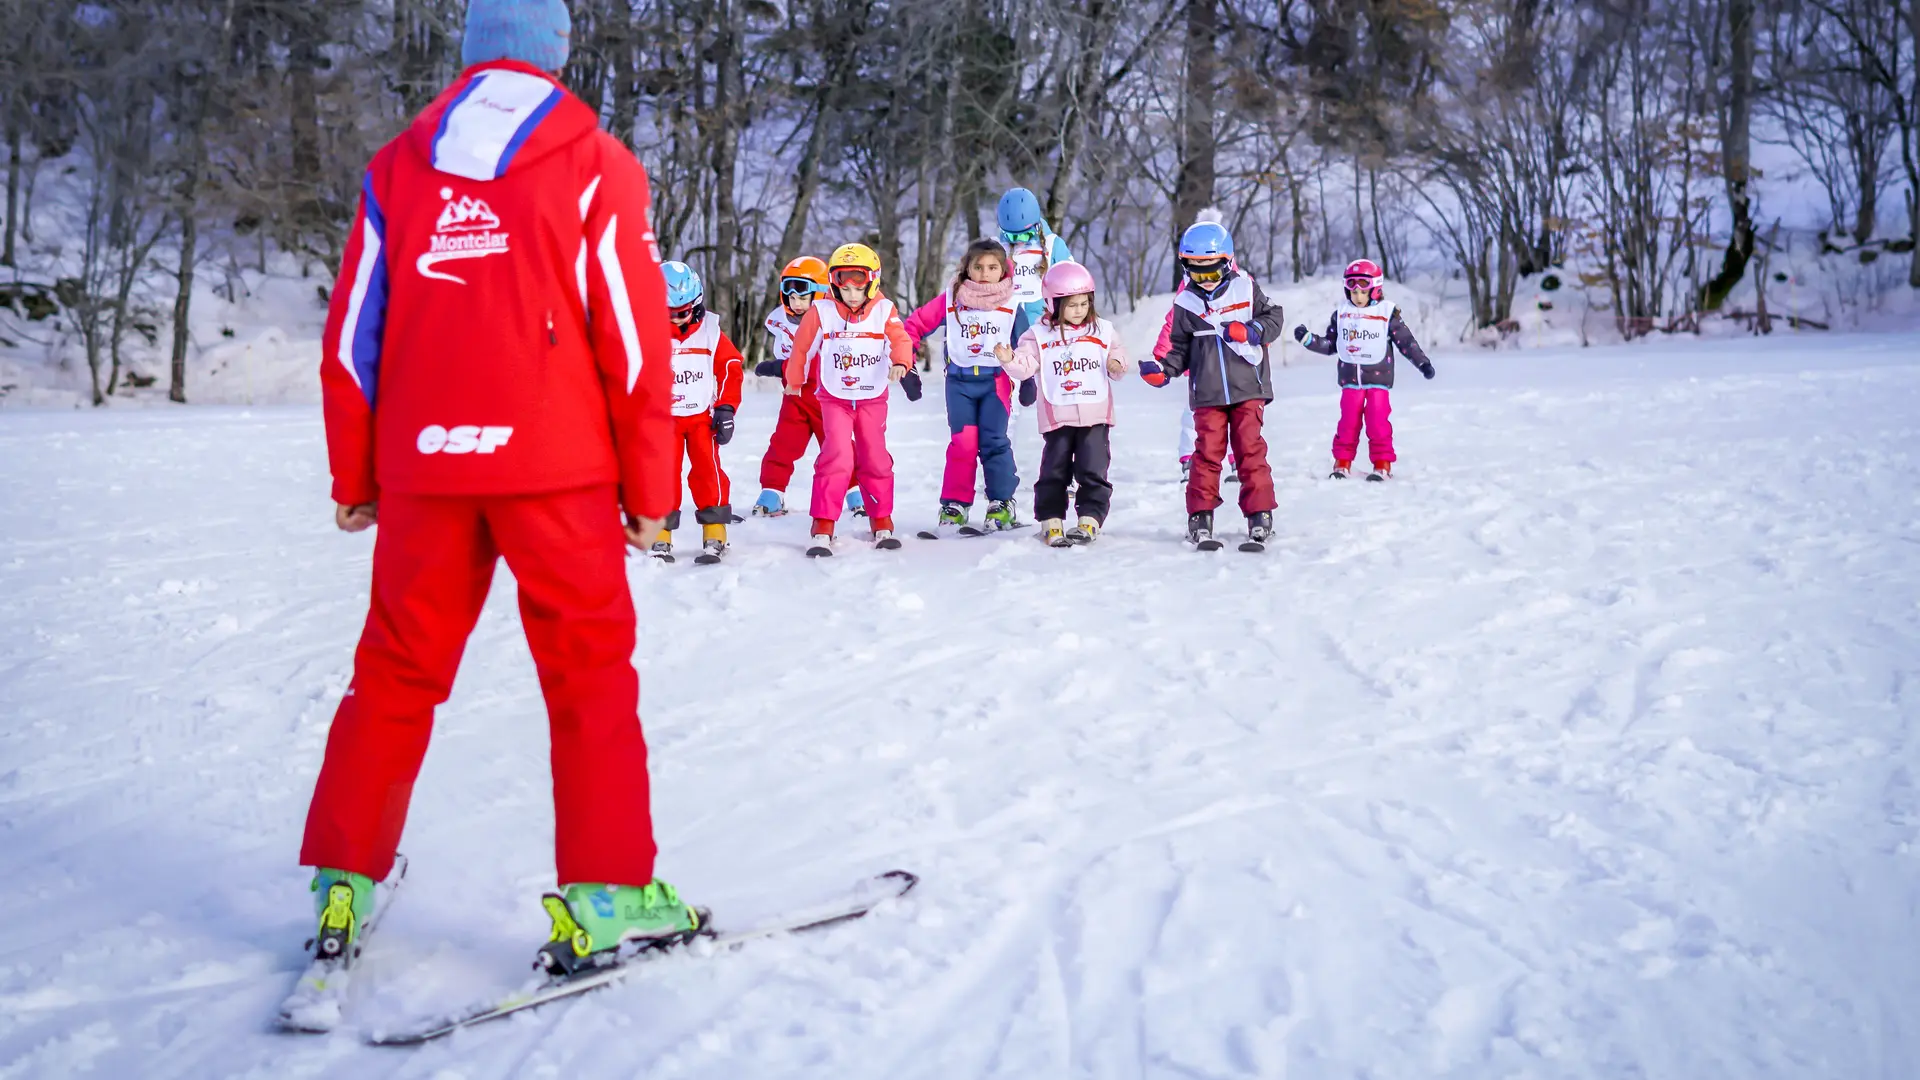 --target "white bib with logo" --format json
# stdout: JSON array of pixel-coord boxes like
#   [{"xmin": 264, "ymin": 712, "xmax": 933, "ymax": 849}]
[
  {"xmin": 813, "ymin": 298, "xmax": 897, "ymax": 401},
  {"xmin": 763, "ymin": 309, "xmax": 799, "ymax": 364},
  {"xmin": 1174, "ymin": 275, "xmax": 1264, "ymax": 365},
  {"xmin": 669, "ymin": 315, "xmax": 720, "ymax": 416},
  {"xmin": 1334, "ymin": 299, "xmax": 1397, "ymax": 365},
  {"xmin": 944, "ymin": 289, "xmax": 1016, "ymax": 367},
  {"xmin": 1008, "ymin": 242, "xmax": 1047, "ymax": 306},
  {"xmin": 1037, "ymin": 318, "xmax": 1115, "ymax": 408}
]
